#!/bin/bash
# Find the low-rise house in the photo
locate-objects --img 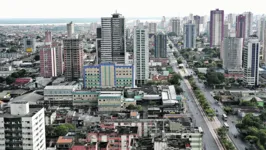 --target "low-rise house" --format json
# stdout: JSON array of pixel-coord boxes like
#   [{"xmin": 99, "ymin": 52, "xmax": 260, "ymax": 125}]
[{"xmin": 56, "ymin": 136, "xmax": 74, "ymax": 150}]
